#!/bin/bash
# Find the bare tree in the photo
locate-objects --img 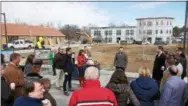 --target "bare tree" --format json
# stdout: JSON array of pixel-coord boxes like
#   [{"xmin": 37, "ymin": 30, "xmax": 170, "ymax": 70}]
[{"xmin": 59, "ymin": 24, "xmax": 81, "ymax": 41}]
